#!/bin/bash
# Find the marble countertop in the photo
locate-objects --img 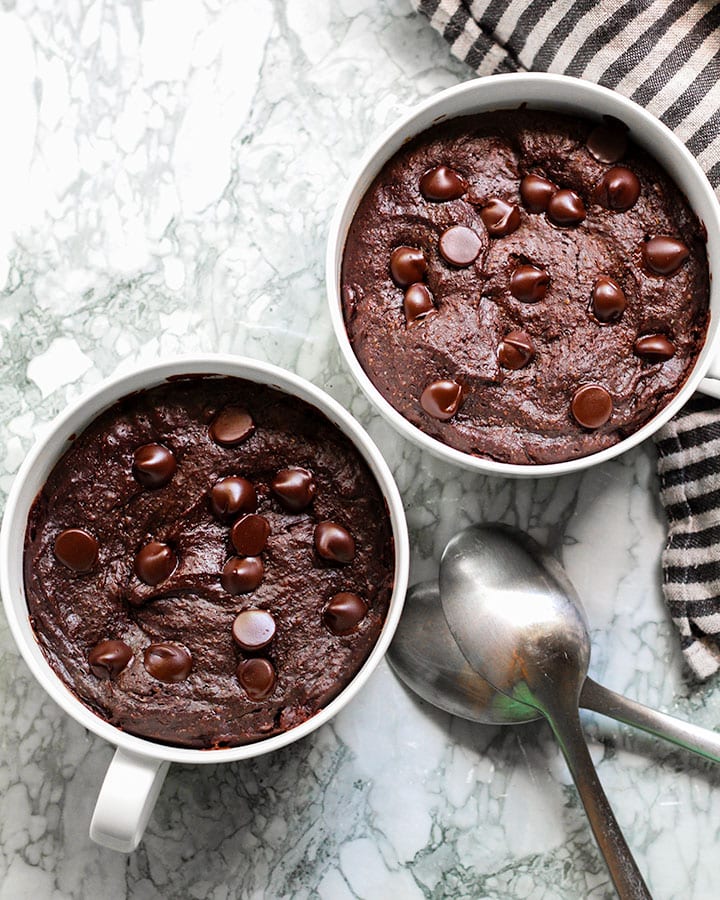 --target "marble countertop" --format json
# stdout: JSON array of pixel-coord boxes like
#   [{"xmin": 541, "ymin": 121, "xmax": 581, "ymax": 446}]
[{"xmin": 1, "ymin": 1, "xmax": 719, "ymax": 898}]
